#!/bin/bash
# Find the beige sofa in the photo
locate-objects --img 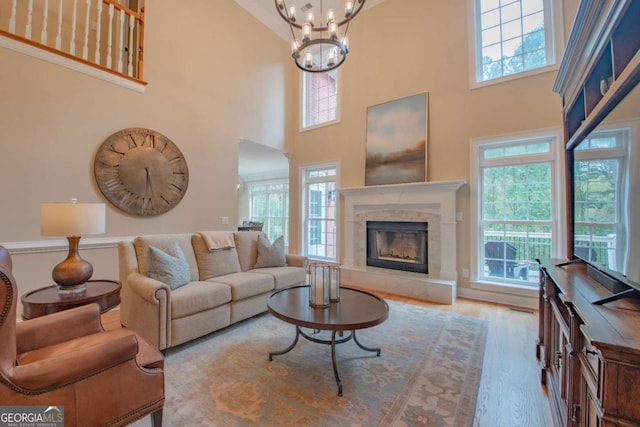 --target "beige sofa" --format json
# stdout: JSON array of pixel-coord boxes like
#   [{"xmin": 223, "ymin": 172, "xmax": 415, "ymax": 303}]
[{"xmin": 118, "ymin": 231, "xmax": 307, "ymax": 350}]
